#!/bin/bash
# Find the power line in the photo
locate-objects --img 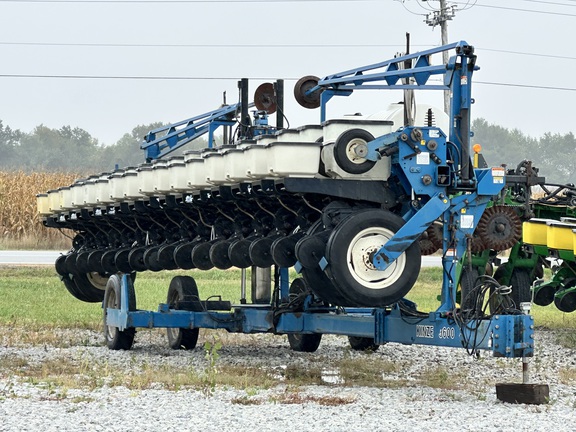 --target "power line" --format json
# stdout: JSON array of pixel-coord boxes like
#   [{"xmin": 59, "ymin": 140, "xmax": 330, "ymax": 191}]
[
  {"xmin": 452, "ymin": 1, "xmax": 576, "ymax": 16},
  {"xmin": 2, "ymin": 41, "xmax": 576, "ymax": 62},
  {"xmin": 2, "ymin": 73, "xmax": 576, "ymax": 93}
]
